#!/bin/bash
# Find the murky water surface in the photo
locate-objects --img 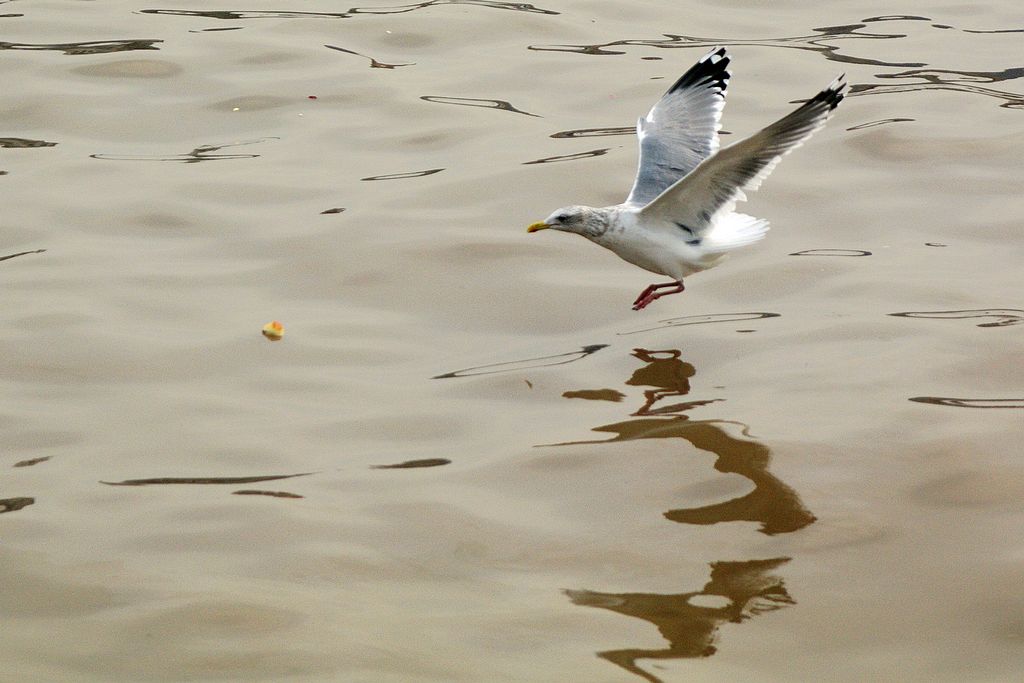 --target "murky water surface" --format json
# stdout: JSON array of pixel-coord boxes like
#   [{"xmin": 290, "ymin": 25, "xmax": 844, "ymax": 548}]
[{"xmin": 3, "ymin": 1, "xmax": 1023, "ymax": 681}]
